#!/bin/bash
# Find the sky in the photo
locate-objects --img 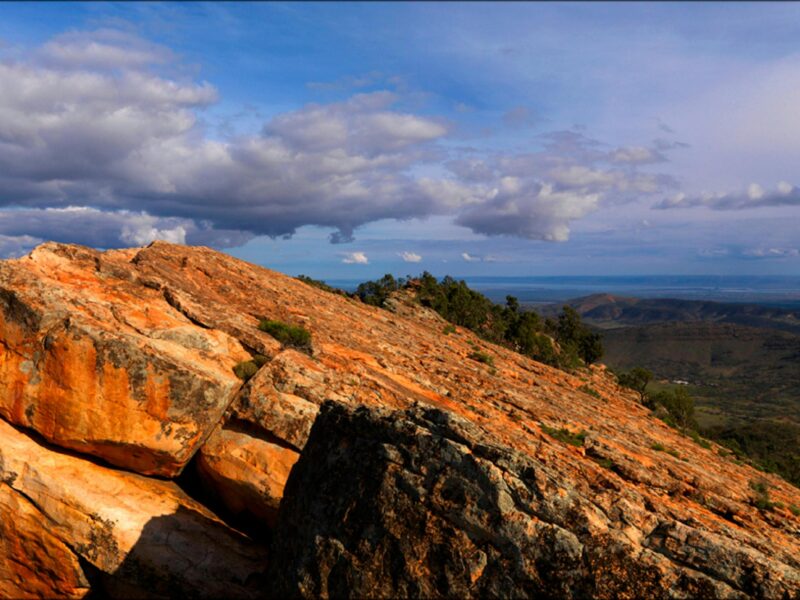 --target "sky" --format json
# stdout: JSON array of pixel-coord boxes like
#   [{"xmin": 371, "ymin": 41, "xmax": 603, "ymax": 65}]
[{"xmin": 0, "ymin": 2, "xmax": 799, "ymax": 278}]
